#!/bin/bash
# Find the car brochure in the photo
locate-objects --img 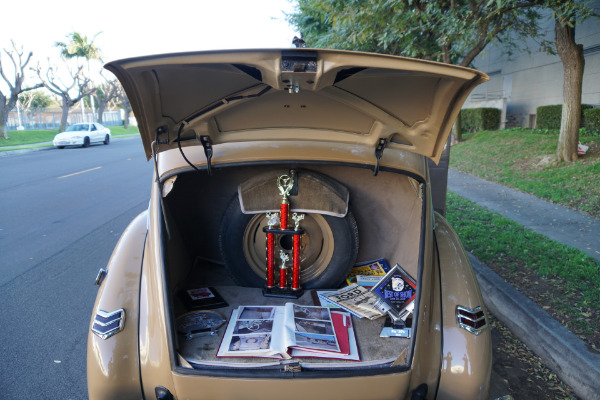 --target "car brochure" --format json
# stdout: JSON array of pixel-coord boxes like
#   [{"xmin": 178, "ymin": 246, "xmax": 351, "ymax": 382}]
[
  {"xmin": 370, "ymin": 264, "xmax": 416, "ymax": 322},
  {"xmin": 181, "ymin": 287, "xmax": 228, "ymax": 310},
  {"xmin": 217, "ymin": 304, "xmax": 359, "ymax": 360},
  {"xmin": 345, "ymin": 258, "xmax": 391, "ymax": 286},
  {"xmin": 321, "ymin": 284, "xmax": 386, "ymax": 320}
]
